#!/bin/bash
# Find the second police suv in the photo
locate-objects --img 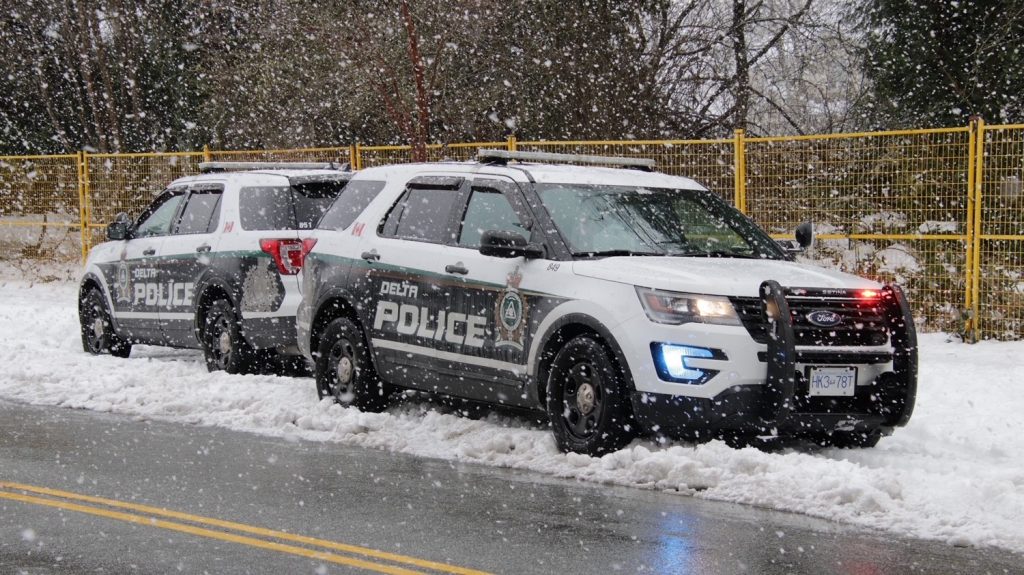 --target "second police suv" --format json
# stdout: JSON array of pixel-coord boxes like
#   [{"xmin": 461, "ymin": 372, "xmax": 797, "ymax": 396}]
[
  {"xmin": 298, "ymin": 150, "xmax": 917, "ymax": 455},
  {"xmin": 79, "ymin": 162, "xmax": 350, "ymax": 374}
]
